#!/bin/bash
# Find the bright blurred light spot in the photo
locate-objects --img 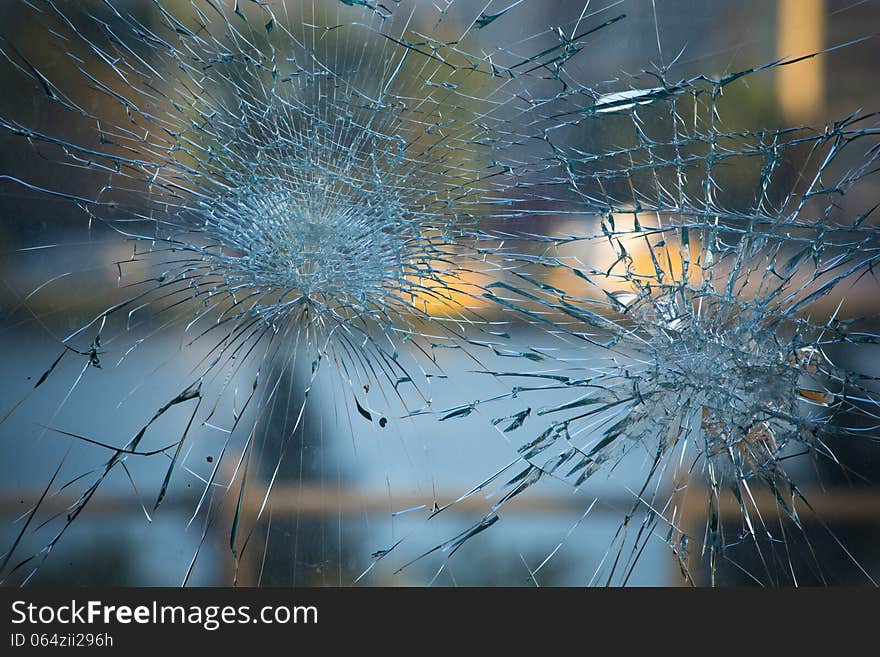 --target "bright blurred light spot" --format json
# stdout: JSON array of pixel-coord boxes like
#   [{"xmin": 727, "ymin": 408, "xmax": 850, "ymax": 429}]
[{"xmin": 777, "ymin": 0, "xmax": 825, "ymax": 123}]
